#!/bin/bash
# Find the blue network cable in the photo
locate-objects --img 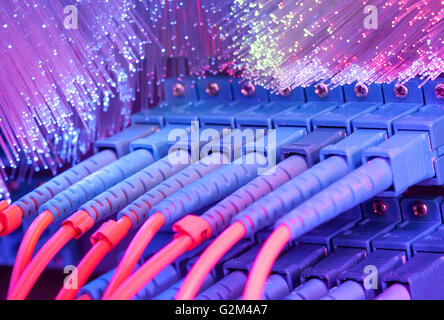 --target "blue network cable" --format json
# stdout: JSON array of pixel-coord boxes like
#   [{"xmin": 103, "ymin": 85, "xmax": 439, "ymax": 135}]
[
  {"xmin": 177, "ymin": 101, "xmax": 423, "ymax": 299},
  {"xmin": 1, "ymin": 123, "xmax": 159, "ymax": 237},
  {"xmin": 102, "ymin": 147, "xmax": 247, "ymax": 298},
  {"xmin": 0, "ymin": 150, "xmax": 117, "ymax": 236},
  {"xmin": 9, "ymin": 121, "xmax": 197, "ymax": 299},
  {"xmin": 244, "ymin": 106, "xmax": 444, "ymax": 299},
  {"xmin": 104, "ymin": 126, "xmax": 307, "ymax": 300},
  {"xmin": 177, "ymin": 128, "xmax": 386, "ymax": 299}
]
